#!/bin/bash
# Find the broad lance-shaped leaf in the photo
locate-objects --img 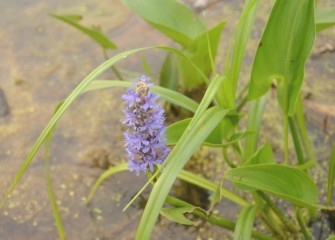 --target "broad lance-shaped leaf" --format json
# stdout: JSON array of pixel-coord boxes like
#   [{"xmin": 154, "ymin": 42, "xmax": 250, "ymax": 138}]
[
  {"xmin": 225, "ymin": 164, "xmax": 318, "ymax": 208},
  {"xmin": 179, "ymin": 21, "xmax": 225, "ymax": 87},
  {"xmin": 50, "ymin": 14, "xmax": 117, "ymax": 50},
  {"xmin": 160, "ymin": 207, "xmax": 196, "ymax": 226},
  {"xmin": 315, "ymin": 8, "xmax": 335, "ymax": 32},
  {"xmin": 248, "ymin": 0, "xmax": 315, "ymax": 115},
  {"xmin": 123, "ymin": 0, "xmax": 205, "ymax": 47}
]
